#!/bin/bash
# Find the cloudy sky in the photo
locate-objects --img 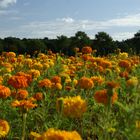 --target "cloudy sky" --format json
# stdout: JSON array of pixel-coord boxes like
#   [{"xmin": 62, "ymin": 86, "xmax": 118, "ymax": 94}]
[{"xmin": 0, "ymin": 0, "xmax": 140, "ymax": 40}]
